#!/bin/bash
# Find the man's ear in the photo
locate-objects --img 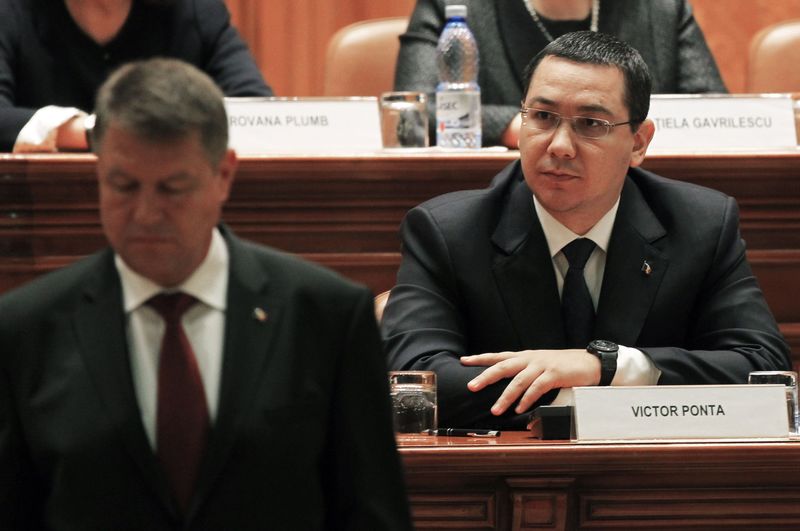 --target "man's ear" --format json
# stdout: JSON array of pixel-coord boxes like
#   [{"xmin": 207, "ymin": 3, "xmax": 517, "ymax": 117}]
[
  {"xmin": 216, "ymin": 148, "xmax": 238, "ymax": 202},
  {"xmin": 629, "ymin": 118, "xmax": 655, "ymax": 168}
]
